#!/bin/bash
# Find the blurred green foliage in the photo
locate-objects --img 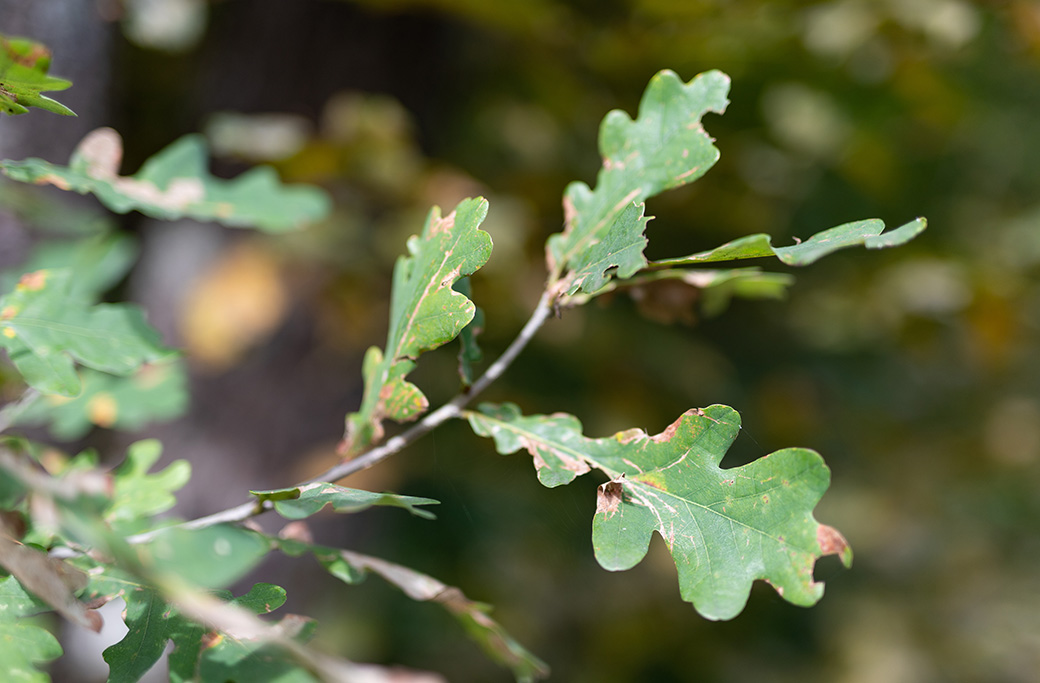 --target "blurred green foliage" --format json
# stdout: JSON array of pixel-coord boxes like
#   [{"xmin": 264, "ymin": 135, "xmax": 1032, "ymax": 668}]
[{"xmin": 4, "ymin": 0, "xmax": 1040, "ymax": 681}]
